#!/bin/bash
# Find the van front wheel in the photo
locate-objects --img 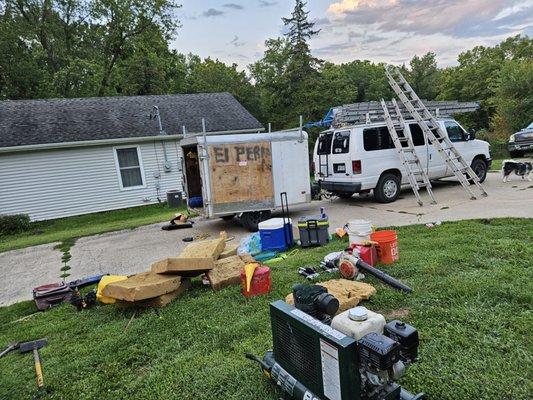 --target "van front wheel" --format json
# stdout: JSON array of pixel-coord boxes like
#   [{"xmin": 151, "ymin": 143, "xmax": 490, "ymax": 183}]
[{"xmin": 374, "ymin": 173, "xmax": 401, "ymax": 203}]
